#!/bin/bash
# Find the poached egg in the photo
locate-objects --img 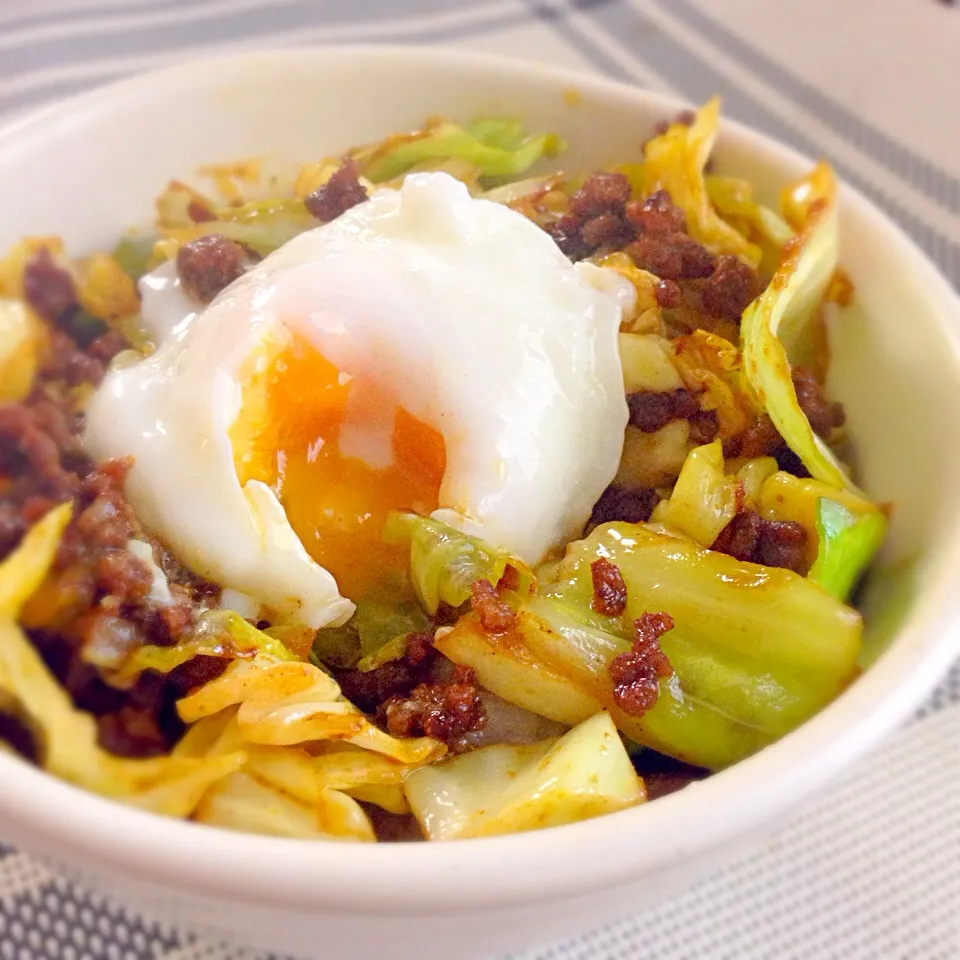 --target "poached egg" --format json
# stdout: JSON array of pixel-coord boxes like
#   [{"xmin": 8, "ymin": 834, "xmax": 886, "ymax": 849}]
[{"xmin": 85, "ymin": 173, "xmax": 630, "ymax": 628}]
